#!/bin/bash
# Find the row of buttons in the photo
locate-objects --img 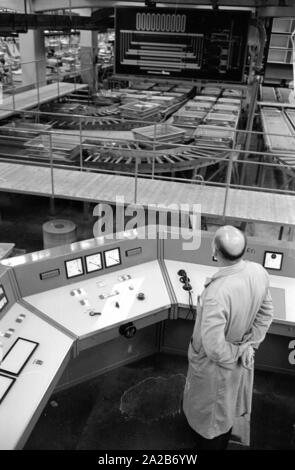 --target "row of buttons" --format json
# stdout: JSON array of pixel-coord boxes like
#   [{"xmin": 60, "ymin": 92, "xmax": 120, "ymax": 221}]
[
  {"xmin": 70, "ymin": 288, "xmax": 87, "ymax": 297},
  {"xmin": 118, "ymin": 274, "xmax": 131, "ymax": 282},
  {"xmin": 0, "ymin": 314, "xmax": 26, "ymax": 340}
]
